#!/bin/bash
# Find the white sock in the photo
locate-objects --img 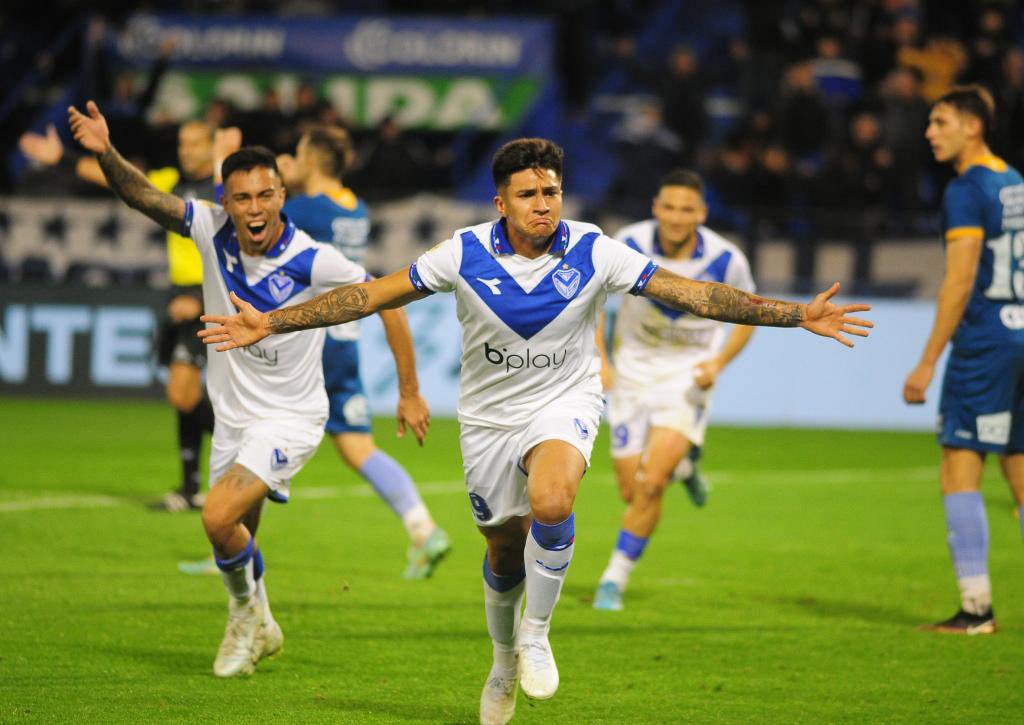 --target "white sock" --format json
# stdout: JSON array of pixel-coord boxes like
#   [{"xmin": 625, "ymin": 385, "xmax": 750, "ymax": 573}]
[
  {"xmin": 958, "ymin": 573, "xmax": 992, "ymax": 615},
  {"xmin": 221, "ymin": 558, "xmax": 255, "ymax": 603},
  {"xmin": 402, "ymin": 503, "xmax": 436, "ymax": 547},
  {"xmin": 522, "ymin": 529, "xmax": 574, "ymax": 635},
  {"xmin": 255, "ymin": 578, "xmax": 273, "ymax": 622},
  {"xmin": 674, "ymin": 457, "xmax": 694, "ymax": 480},
  {"xmin": 484, "ymin": 578, "xmax": 525, "ymax": 671},
  {"xmin": 600, "ymin": 550, "xmax": 637, "ymax": 591}
]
